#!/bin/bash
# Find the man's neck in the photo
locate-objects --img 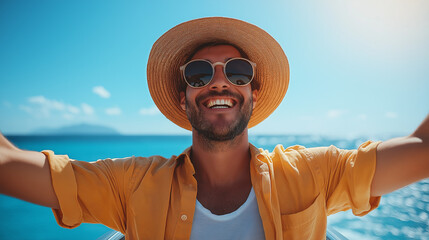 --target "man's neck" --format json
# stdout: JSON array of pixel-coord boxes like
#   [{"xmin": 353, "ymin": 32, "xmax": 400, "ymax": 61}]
[
  {"xmin": 190, "ymin": 129, "xmax": 252, "ymax": 187},
  {"xmin": 190, "ymin": 129, "xmax": 253, "ymax": 214}
]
